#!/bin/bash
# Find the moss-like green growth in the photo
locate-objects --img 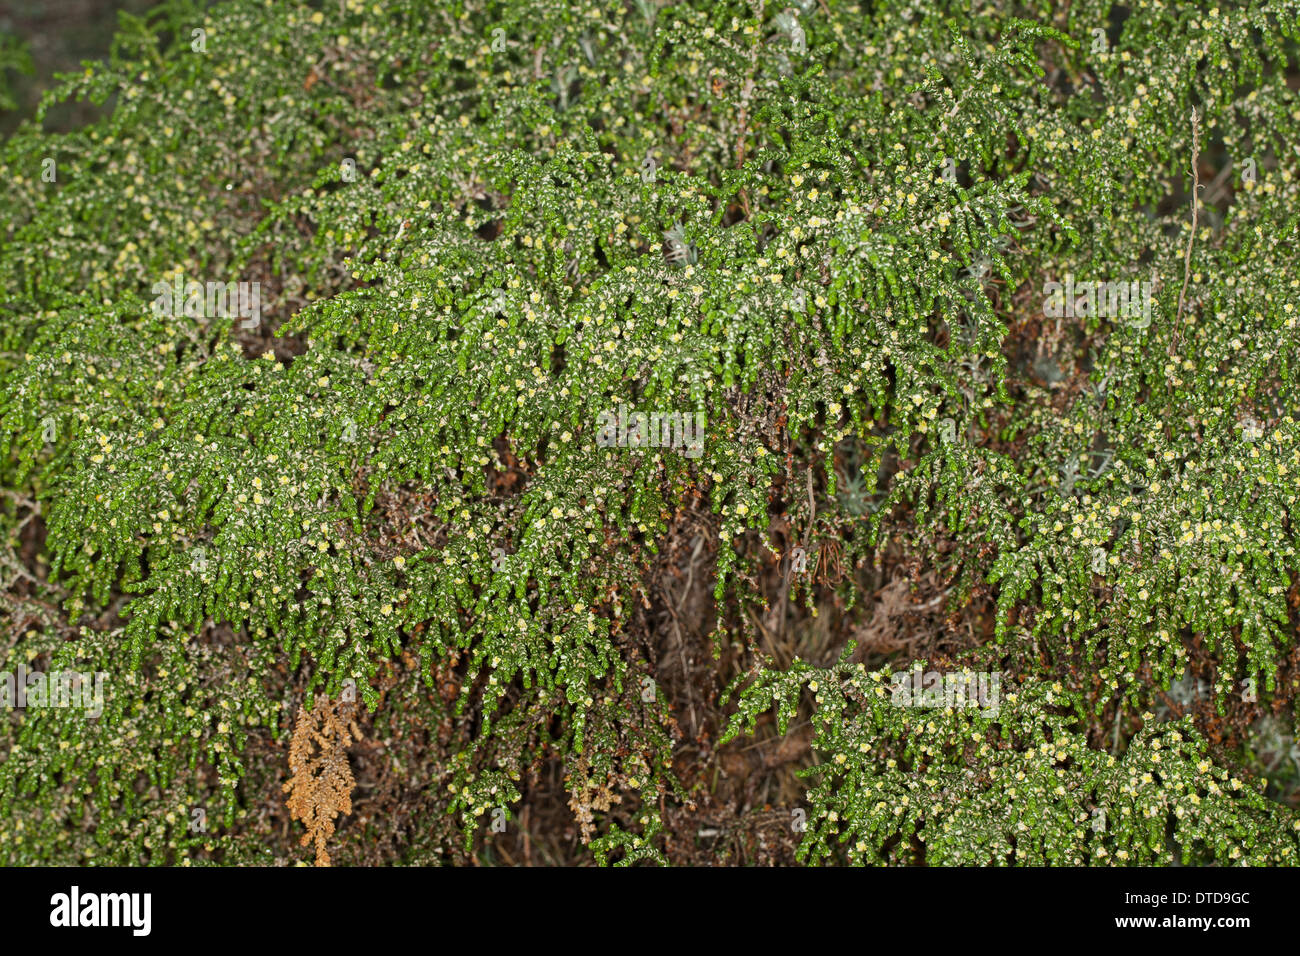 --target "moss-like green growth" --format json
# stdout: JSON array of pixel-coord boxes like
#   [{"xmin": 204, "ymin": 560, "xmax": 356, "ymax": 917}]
[{"xmin": 1, "ymin": 0, "xmax": 1298, "ymax": 865}]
